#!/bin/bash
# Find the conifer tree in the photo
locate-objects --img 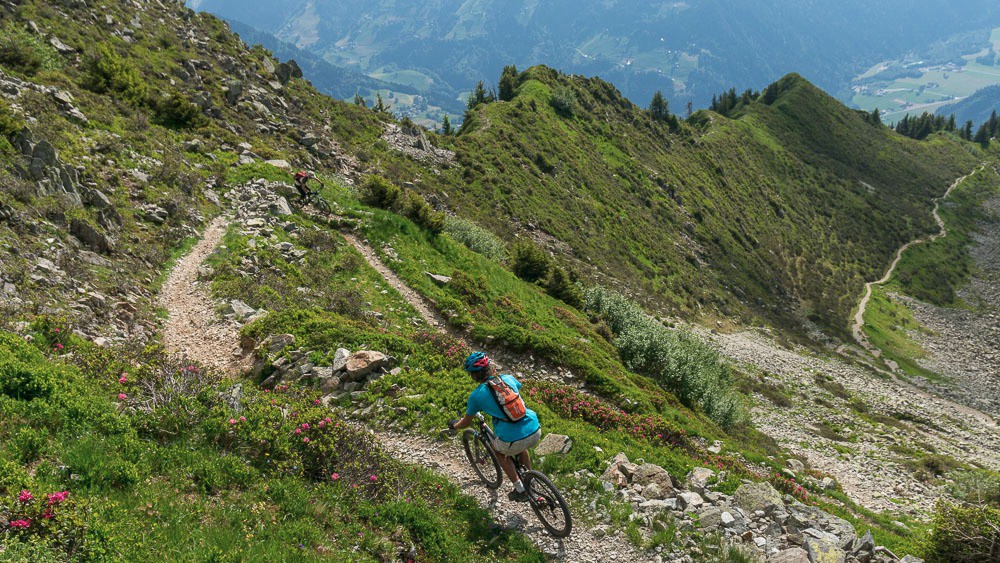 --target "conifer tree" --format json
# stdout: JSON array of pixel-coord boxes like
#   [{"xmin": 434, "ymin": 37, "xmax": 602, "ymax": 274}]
[
  {"xmin": 649, "ymin": 90, "xmax": 670, "ymax": 121},
  {"xmin": 353, "ymin": 92, "xmax": 366, "ymax": 107},
  {"xmin": 870, "ymin": 108, "xmax": 881, "ymax": 126},
  {"xmin": 441, "ymin": 114, "xmax": 452, "ymax": 136},
  {"xmin": 498, "ymin": 65, "xmax": 518, "ymax": 102}
]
